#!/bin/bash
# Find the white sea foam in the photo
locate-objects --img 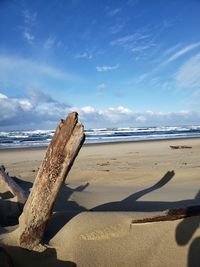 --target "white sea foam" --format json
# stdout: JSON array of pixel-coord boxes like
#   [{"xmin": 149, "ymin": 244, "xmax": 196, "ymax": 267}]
[{"xmin": 0, "ymin": 125, "xmax": 200, "ymax": 149}]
